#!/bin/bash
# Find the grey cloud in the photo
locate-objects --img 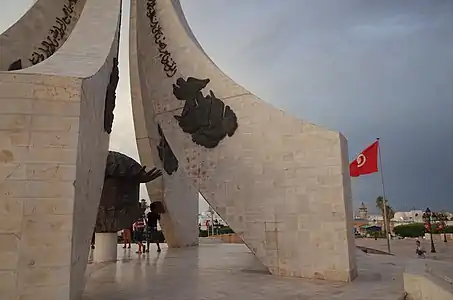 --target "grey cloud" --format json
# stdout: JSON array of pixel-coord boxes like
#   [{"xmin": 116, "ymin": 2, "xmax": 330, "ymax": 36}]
[
  {"xmin": 2, "ymin": 1, "xmax": 451, "ymax": 212},
  {"xmin": 181, "ymin": 0, "xmax": 453, "ymax": 211}
]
